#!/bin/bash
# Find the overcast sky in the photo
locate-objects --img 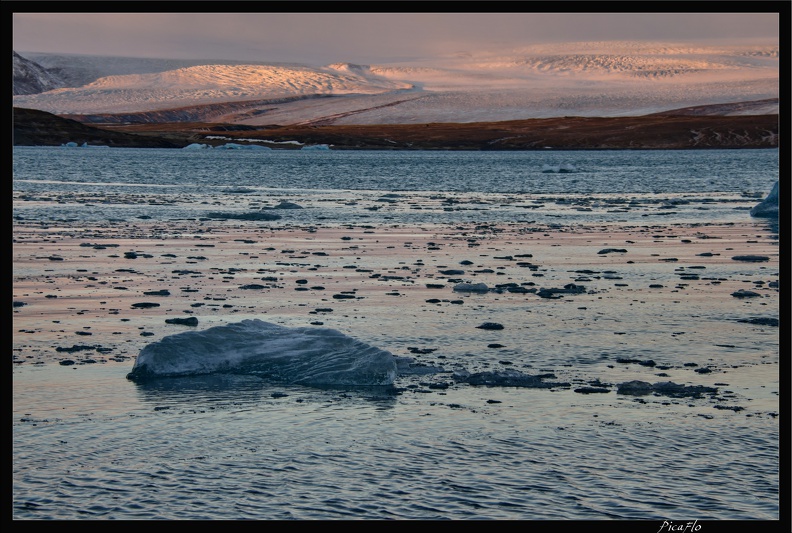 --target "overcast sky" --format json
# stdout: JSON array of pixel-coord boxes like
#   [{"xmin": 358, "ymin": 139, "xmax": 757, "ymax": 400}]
[{"xmin": 12, "ymin": 12, "xmax": 781, "ymax": 65}]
